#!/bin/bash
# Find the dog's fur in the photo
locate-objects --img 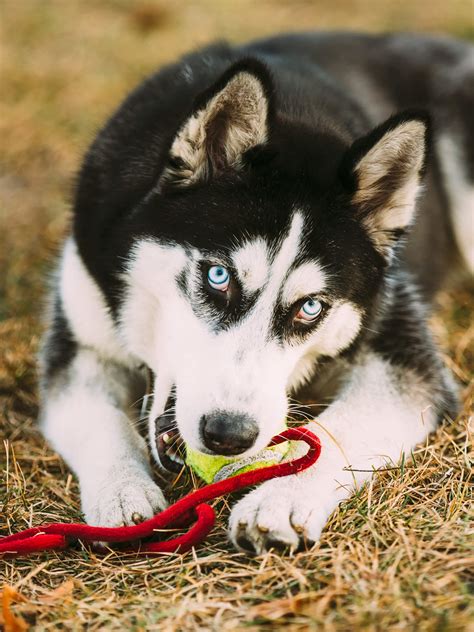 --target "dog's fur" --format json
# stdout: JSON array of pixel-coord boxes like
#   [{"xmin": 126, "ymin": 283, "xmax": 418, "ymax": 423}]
[{"xmin": 39, "ymin": 32, "xmax": 473, "ymax": 553}]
